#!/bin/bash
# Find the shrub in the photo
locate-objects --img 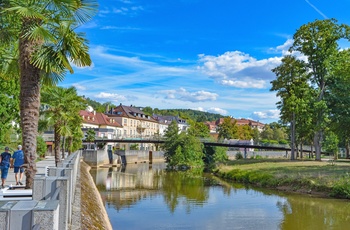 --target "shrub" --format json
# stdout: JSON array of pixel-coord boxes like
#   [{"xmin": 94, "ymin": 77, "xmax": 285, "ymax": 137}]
[{"xmin": 235, "ymin": 152, "xmax": 243, "ymax": 160}]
